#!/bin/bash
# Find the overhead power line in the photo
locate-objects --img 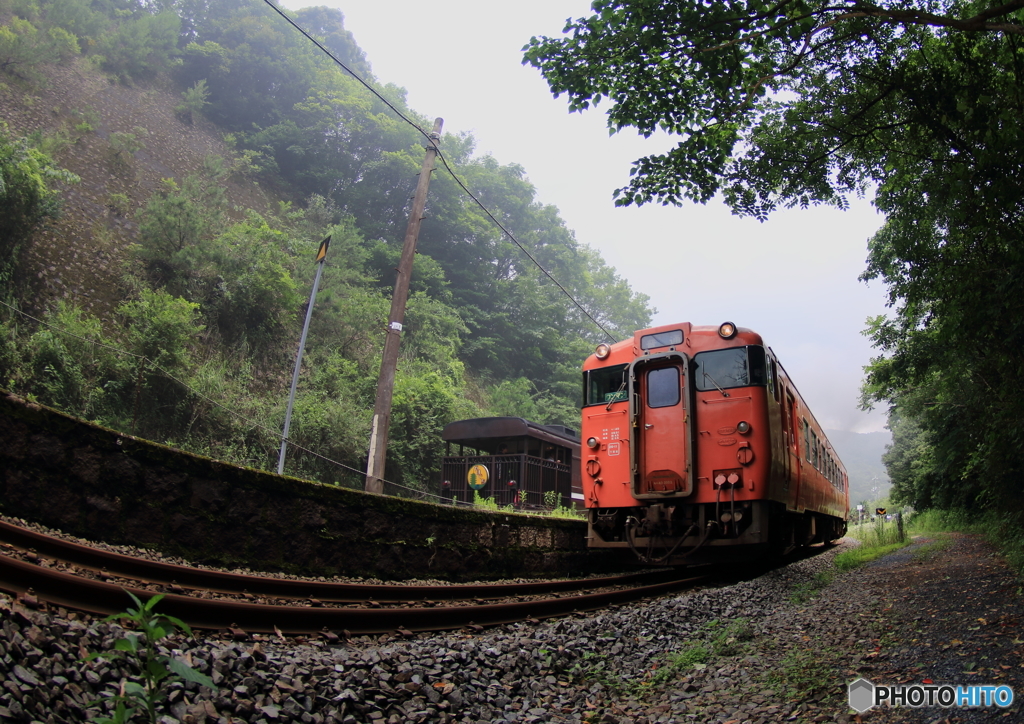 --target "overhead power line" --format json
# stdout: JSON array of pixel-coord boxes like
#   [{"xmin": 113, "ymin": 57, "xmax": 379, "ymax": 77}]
[{"xmin": 262, "ymin": 0, "xmax": 617, "ymax": 343}]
